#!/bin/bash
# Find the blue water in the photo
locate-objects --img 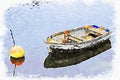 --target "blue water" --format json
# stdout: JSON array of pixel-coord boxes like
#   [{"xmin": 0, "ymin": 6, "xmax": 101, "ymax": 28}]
[{"xmin": 4, "ymin": 1, "xmax": 114, "ymax": 77}]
